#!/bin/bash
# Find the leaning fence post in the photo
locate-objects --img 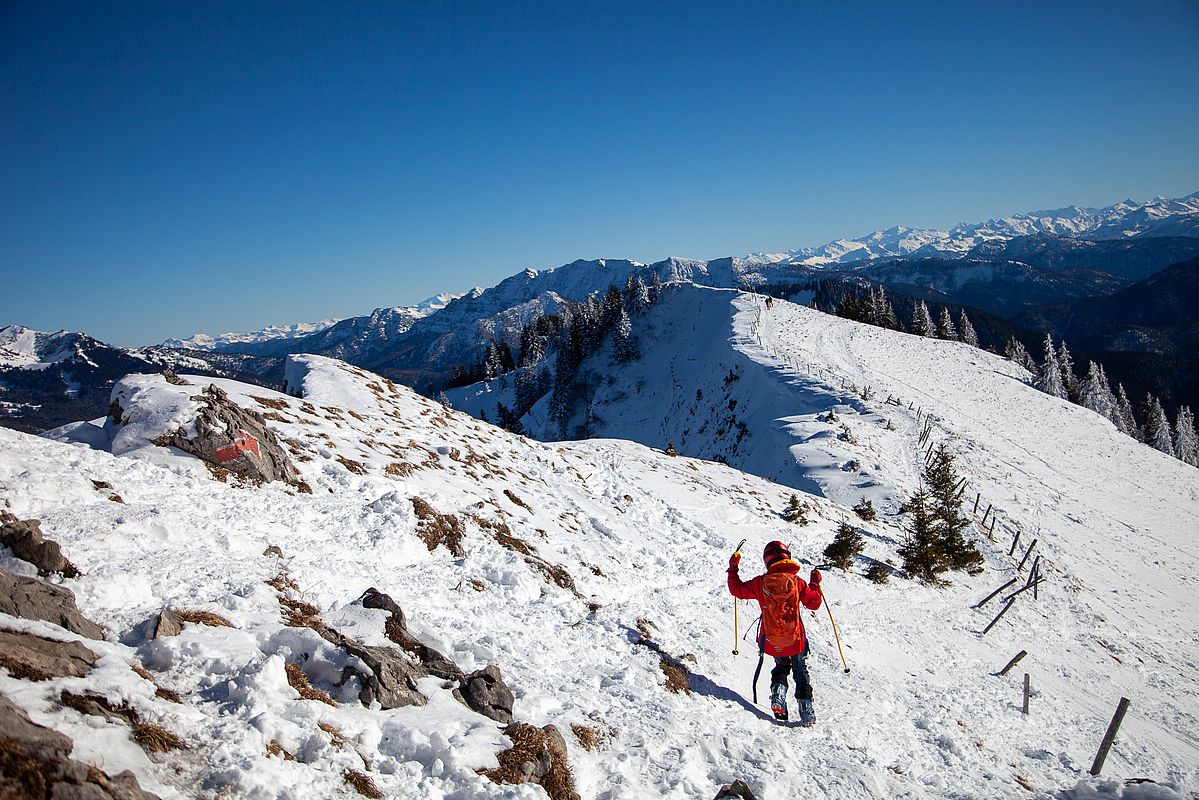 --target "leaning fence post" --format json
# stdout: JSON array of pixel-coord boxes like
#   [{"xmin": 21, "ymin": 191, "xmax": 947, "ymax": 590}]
[
  {"xmin": 981, "ymin": 504, "xmax": 993, "ymax": 525},
  {"xmin": 1022, "ymin": 673, "xmax": 1030, "ymax": 715},
  {"xmin": 1090, "ymin": 698, "xmax": 1131, "ymax": 776},
  {"xmin": 974, "ymin": 577, "xmax": 1018, "ymax": 609},
  {"xmin": 1016, "ymin": 539, "xmax": 1038, "ymax": 573},
  {"xmin": 981, "ymin": 598, "xmax": 1016, "ymax": 635},
  {"xmin": 973, "ymin": 493, "xmax": 981, "ymax": 514},
  {"xmin": 998, "ymin": 650, "xmax": 1027, "ymax": 676}
]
